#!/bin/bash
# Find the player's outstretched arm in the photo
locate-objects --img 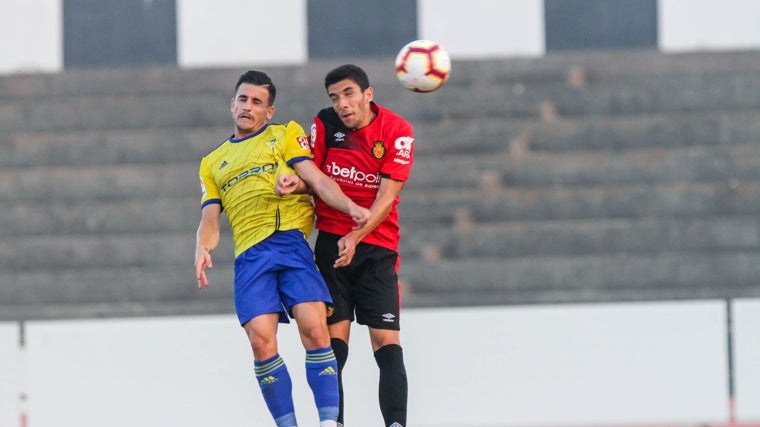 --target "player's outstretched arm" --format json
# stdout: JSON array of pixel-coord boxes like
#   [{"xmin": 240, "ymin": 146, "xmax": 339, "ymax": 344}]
[
  {"xmin": 292, "ymin": 159, "xmax": 370, "ymax": 227},
  {"xmin": 195, "ymin": 203, "xmax": 221, "ymax": 289}
]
